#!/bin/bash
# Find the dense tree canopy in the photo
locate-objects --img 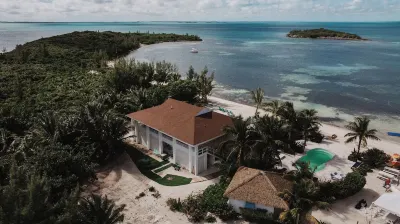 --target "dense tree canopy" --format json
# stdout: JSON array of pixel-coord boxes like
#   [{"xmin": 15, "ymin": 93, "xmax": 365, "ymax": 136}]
[
  {"xmin": 0, "ymin": 31, "xmax": 204, "ymax": 223},
  {"xmin": 287, "ymin": 28, "xmax": 364, "ymax": 40}
]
